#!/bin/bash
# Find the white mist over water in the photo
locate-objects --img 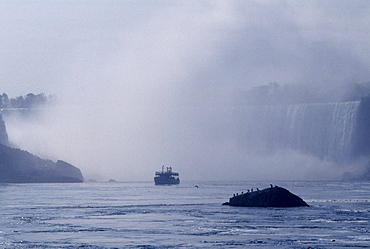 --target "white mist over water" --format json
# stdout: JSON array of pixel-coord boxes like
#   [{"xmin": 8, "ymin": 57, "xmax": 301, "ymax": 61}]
[
  {"xmin": 3, "ymin": 100, "xmax": 364, "ymax": 182},
  {"xmin": 2, "ymin": 1, "xmax": 370, "ymax": 181}
]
